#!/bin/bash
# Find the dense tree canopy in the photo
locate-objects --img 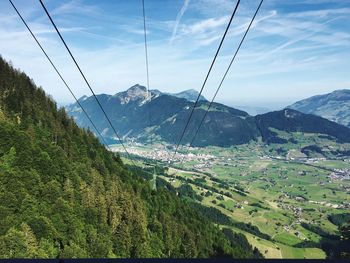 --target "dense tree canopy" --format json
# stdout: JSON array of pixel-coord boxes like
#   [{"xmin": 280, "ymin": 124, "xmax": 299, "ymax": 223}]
[{"xmin": 0, "ymin": 56, "xmax": 261, "ymax": 258}]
